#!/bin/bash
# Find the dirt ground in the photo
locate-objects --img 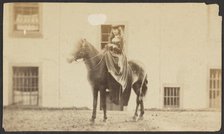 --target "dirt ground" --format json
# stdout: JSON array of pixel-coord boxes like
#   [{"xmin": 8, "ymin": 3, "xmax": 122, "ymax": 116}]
[{"xmin": 3, "ymin": 108, "xmax": 221, "ymax": 132}]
